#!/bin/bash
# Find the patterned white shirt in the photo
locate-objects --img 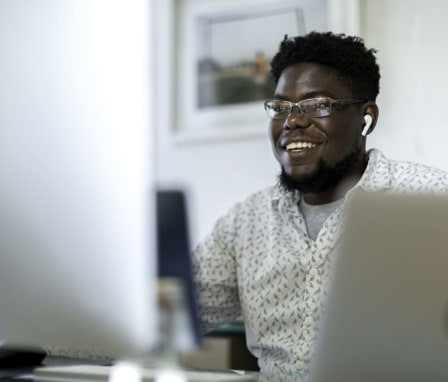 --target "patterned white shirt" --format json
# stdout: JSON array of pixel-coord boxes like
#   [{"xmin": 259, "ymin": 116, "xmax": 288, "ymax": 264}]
[{"xmin": 192, "ymin": 149, "xmax": 448, "ymax": 377}]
